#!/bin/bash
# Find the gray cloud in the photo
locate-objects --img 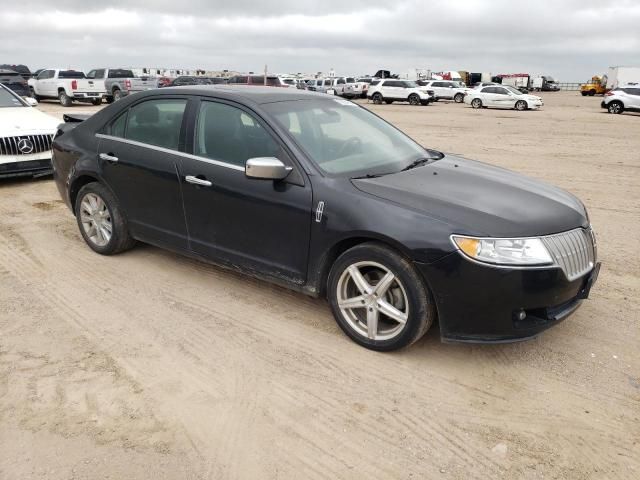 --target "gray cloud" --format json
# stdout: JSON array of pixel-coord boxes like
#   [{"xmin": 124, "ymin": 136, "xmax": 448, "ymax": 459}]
[{"xmin": 2, "ymin": 0, "xmax": 639, "ymax": 80}]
